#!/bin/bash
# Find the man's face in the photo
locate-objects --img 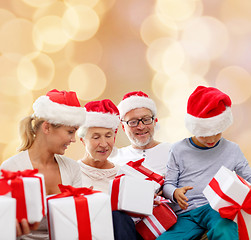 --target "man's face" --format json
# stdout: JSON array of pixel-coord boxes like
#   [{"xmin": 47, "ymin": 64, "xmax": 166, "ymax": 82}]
[{"xmin": 122, "ymin": 108, "xmax": 156, "ymax": 149}]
